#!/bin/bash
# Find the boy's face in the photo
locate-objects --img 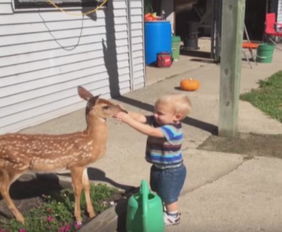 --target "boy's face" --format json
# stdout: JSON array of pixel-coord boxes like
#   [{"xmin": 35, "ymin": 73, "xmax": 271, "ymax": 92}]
[{"xmin": 153, "ymin": 102, "xmax": 180, "ymax": 125}]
